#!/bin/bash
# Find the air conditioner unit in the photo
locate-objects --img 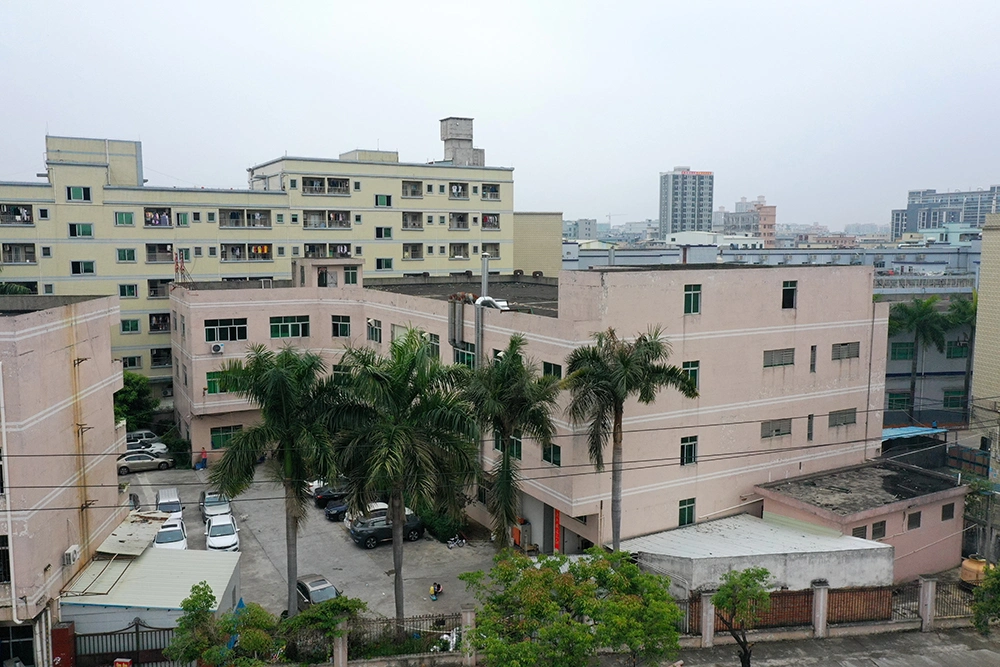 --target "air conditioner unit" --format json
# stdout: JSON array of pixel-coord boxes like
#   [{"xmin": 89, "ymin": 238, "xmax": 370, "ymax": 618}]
[
  {"xmin": 63, "ymin": 544, "xmax": 80, "ymax": 567},
  {"xmin": 211, "ymin": 343, "xmax": 225, "ymax": 354}
]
